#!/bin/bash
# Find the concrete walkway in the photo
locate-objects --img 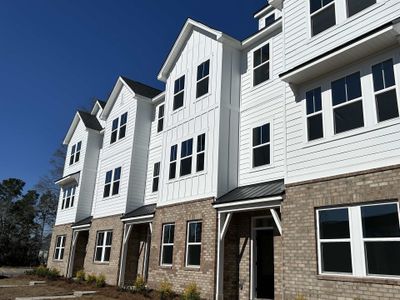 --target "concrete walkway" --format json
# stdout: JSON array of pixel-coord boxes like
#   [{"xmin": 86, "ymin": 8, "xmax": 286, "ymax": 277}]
[
  {"xmin": 0, "ymin": 267, "xmax": 32, "ymax": 277},
  {"xmin": 15, "ymin": 291, "xmax": 96, "ymax": 300}
]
